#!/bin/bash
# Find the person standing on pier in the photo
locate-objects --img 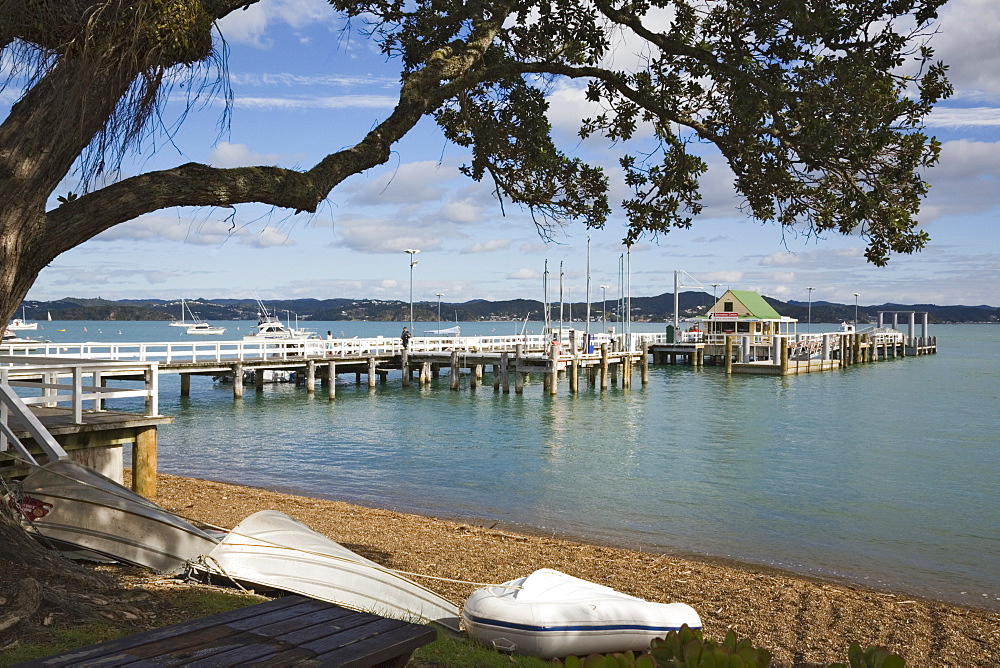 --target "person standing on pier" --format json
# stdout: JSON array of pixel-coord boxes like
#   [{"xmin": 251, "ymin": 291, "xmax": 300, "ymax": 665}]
[{"xmin": 401, "ymin": 327, "xmax": 411, "ymax": 349}]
